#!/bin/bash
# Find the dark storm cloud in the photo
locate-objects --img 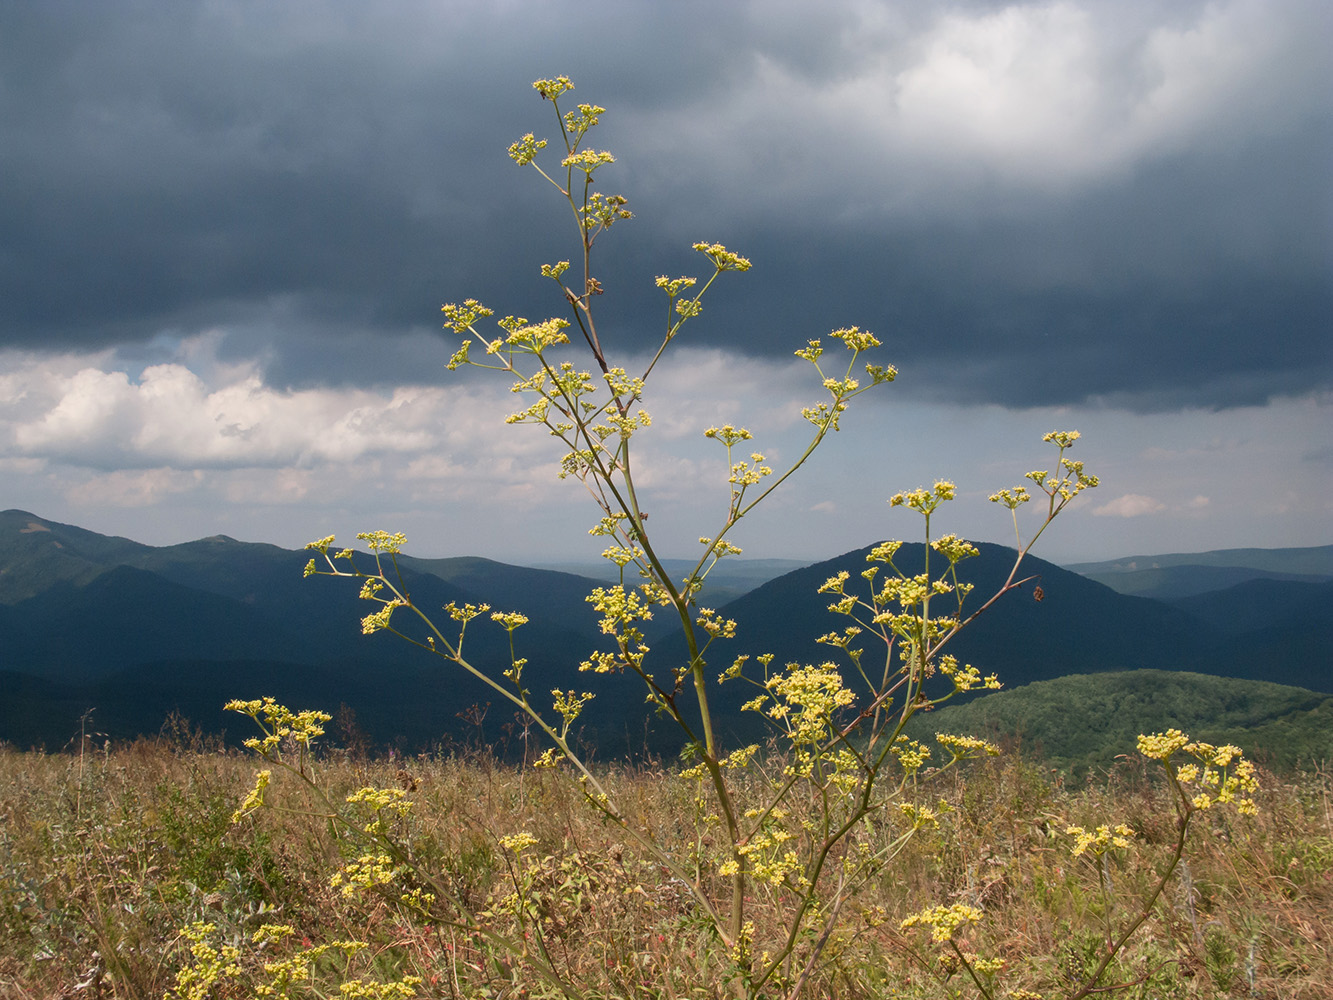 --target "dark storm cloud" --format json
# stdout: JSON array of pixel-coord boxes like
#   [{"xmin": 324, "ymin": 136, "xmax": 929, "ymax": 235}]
[
  {"xmin": 1, "ymin": 0, "xmax": 1328, "ymax": 410},
  {"xmin": 694, "ymin": 121, "xmax": 1332, "ymax": 410}
]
